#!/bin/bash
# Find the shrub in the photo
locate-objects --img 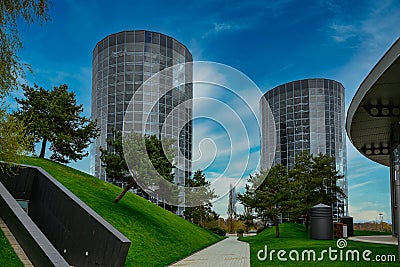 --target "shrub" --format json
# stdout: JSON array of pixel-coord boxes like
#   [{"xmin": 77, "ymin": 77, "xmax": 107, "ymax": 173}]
[
  {"xmin": 209, "ymin": 227, "xmax": 226, "ymax": 236},
  {"xmin": 256, "ymin": 227, "xmax": 266, "ymax": 234}
]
